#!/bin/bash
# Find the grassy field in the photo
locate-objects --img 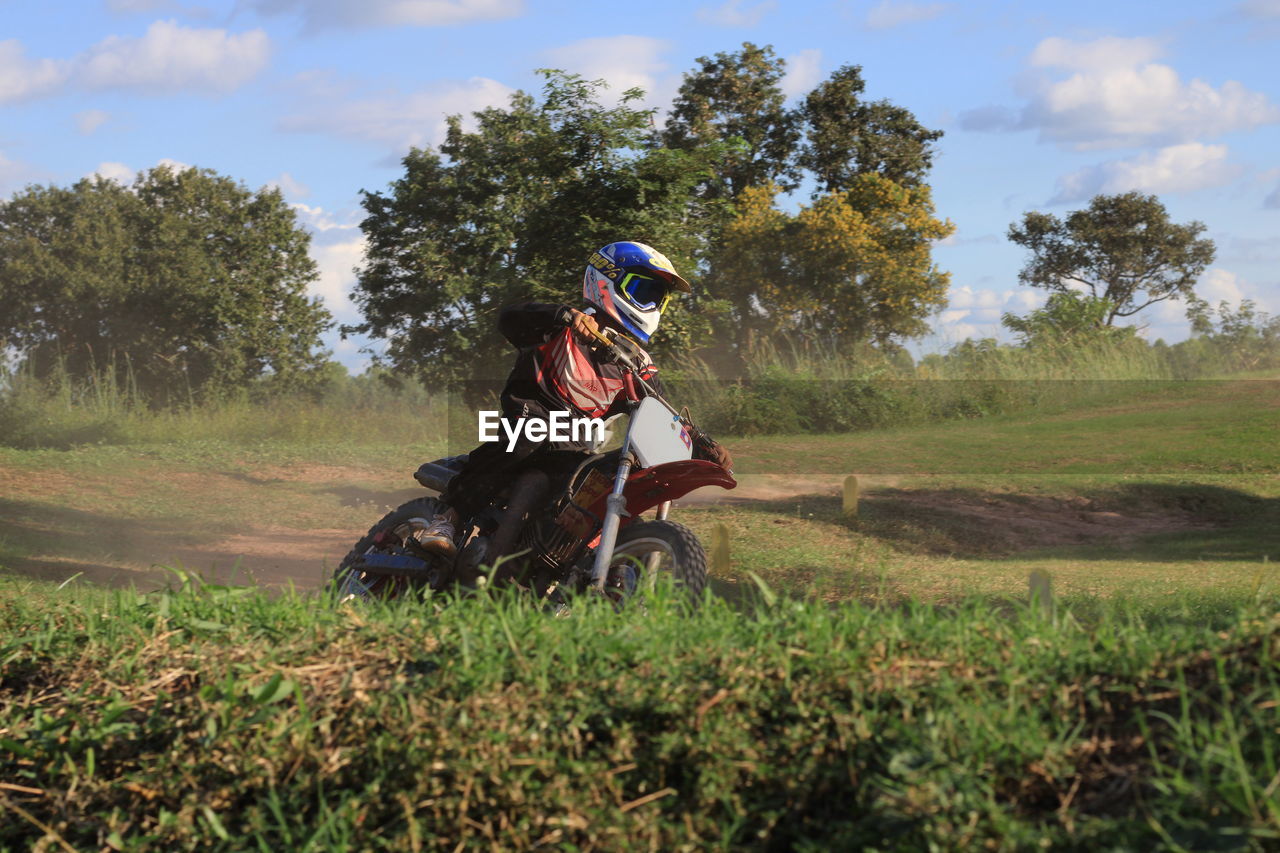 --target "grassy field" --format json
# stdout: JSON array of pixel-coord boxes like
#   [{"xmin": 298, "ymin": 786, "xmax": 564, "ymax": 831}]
[
  {"xmin": 1, "ymin": 376, "xmax": 1275, "ymax": 601},
  {"xmin": 2, "ymin": 374, "xmax": 1278, "ymax": 848}
]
